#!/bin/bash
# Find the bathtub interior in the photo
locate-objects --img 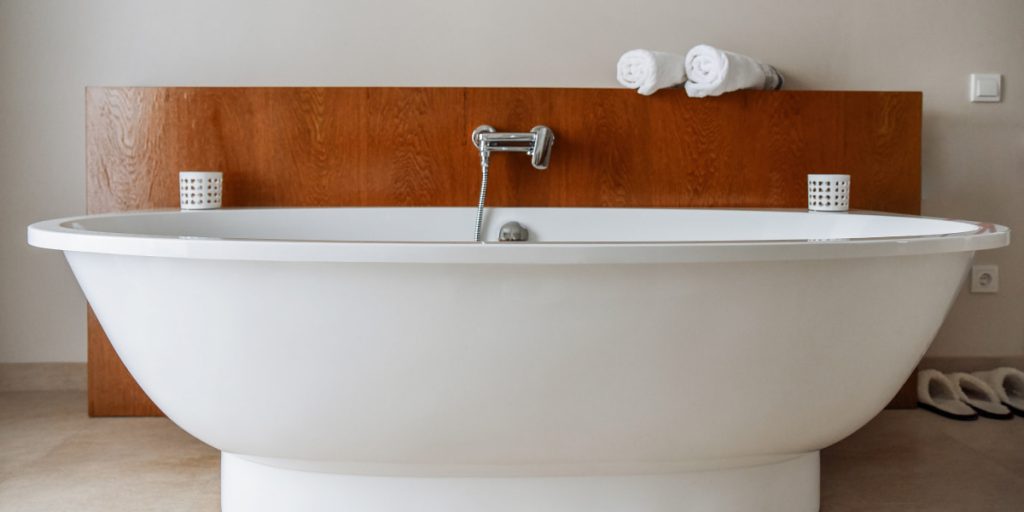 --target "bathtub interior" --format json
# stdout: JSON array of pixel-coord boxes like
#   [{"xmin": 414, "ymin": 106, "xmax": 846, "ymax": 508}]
[{"xmin": 59, "ymin": 207, "xmax": 980, "ymax": 243}]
